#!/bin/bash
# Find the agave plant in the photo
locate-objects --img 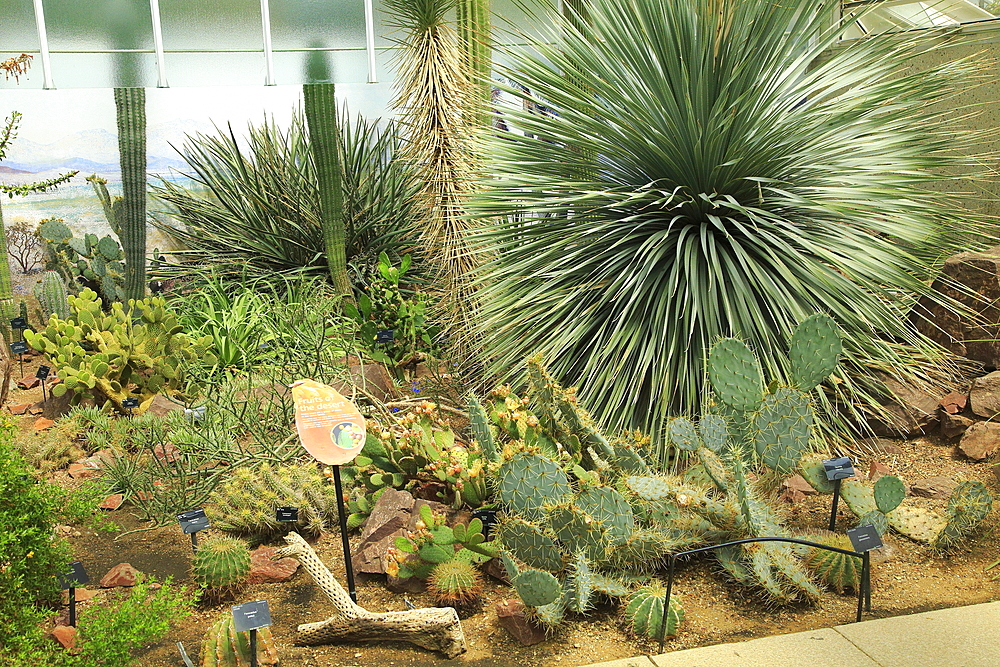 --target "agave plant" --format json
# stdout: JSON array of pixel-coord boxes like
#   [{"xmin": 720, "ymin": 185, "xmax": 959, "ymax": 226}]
[
  {"xmin": 151, "ymin": 112, "xmax": 422, "ymax": 290},
  {"xmin": 470, "ymin": 0, "xmax": 992, "ymax": 439}
]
